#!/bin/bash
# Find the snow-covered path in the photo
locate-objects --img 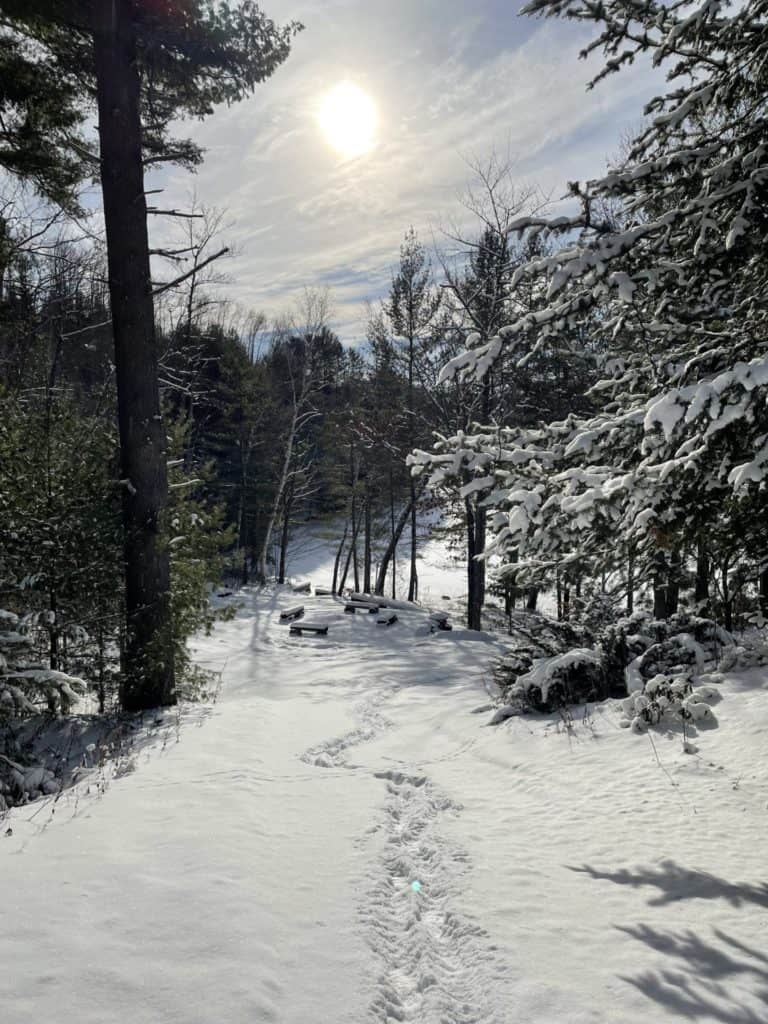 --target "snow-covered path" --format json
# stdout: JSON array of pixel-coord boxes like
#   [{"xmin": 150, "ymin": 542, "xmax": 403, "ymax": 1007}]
[{"xmin": 3, "ymin": 587, "xmax": 767, "ymax": 1023}]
